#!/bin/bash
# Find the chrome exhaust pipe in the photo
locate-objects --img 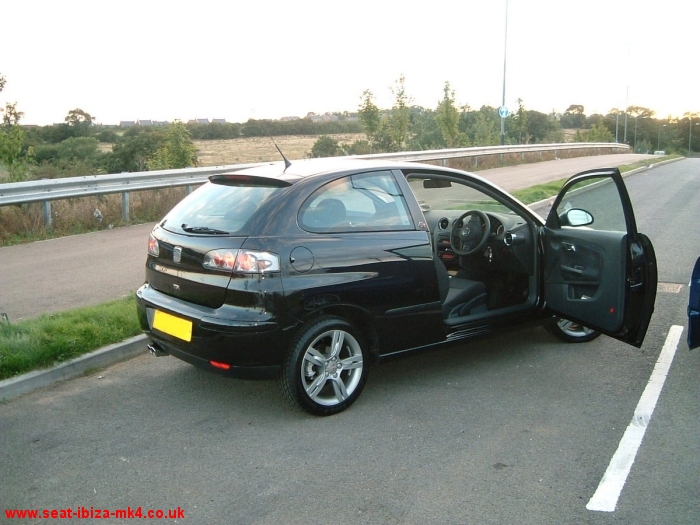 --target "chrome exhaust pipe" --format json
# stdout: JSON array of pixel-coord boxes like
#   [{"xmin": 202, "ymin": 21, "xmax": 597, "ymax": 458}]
[{"xmin": 147, "ymin": 342, "xmax": 168, "ymax": 357}]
